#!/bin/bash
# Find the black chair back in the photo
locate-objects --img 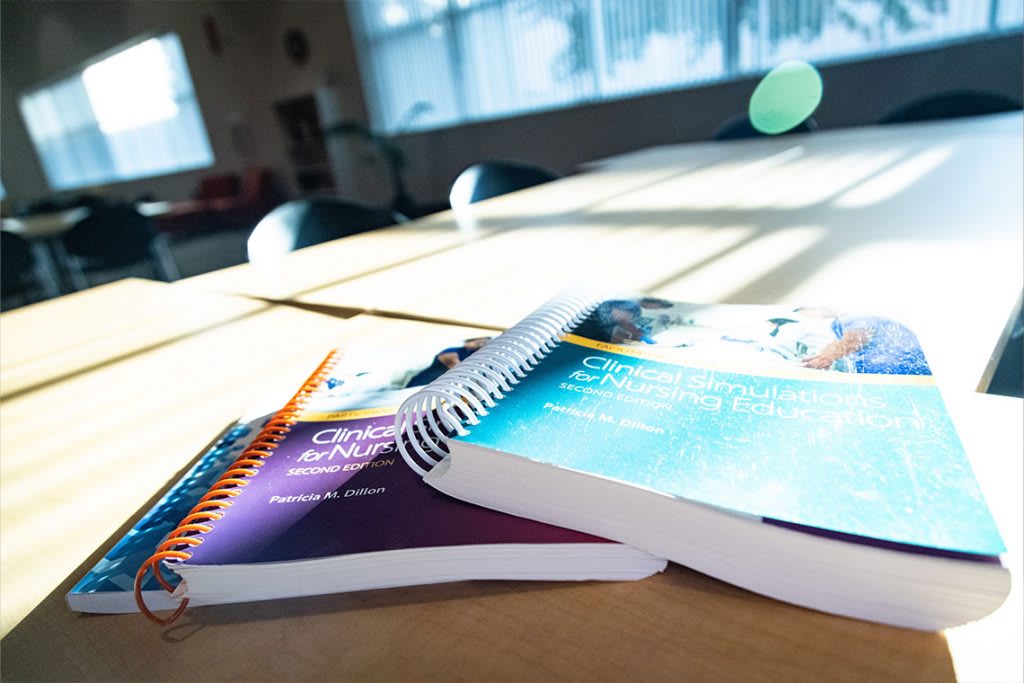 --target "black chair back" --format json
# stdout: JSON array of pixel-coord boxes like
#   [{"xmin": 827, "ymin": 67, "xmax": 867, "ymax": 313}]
[
  {"xmin": 449, "ymin": 161, "xmax": 561, "ymax": 208},
  {"xmin": 247, "ymin": 198, "xmax": 406, "ymax": 262},
  {"xmin": 880, "ymin": 91, "xmax": 1022, "ymax": 125},
  {"xmin": 61, "ymin": 203, "xmax": 179, "ymax": 287},
  {"xmin": 713, "ymin": 114, "xmax": 818, "ymax": 141},
  {"xmin": 1, "ymin": 231, "xmax": 38, "ymax": 302},
  {"xmin": 63, "ymin": 203, "xmax": 157, "ymax": 269}
]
